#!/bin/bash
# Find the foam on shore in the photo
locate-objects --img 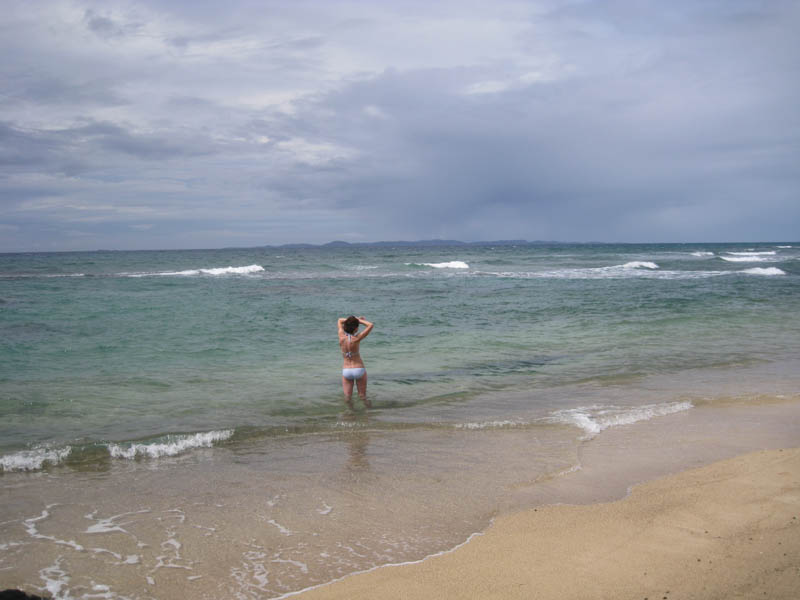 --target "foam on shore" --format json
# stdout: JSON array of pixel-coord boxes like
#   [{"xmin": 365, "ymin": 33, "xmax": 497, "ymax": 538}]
[{"xmin": 548, "ymin": 401, "xmax": 693, "ymax": 438}]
